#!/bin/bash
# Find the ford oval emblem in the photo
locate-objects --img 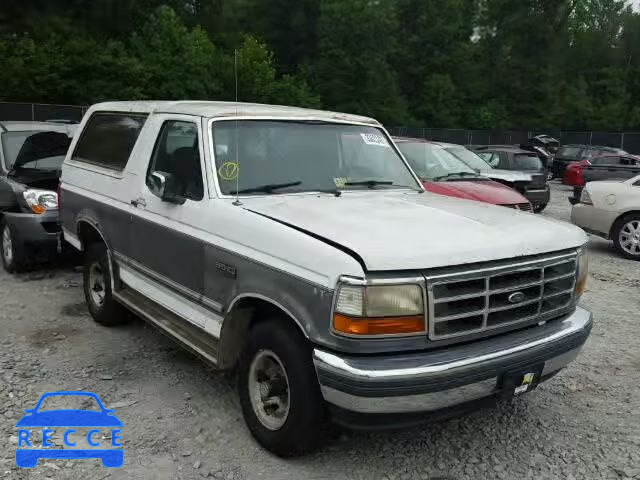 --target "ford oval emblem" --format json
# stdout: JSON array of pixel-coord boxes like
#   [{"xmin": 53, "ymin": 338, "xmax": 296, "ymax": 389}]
[{"xmin": 508, "ymin": 292, "xmax": 526, "ymax": 304}]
